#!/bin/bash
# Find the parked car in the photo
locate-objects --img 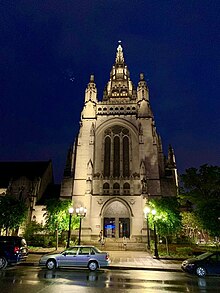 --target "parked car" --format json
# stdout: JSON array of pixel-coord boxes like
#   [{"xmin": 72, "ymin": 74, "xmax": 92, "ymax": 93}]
[
  {"xmin": 181, "ymin": 251, "xmax": 220, "ymax": 277},
  {"xmin": 0, "ymin": 236, "xmax": 29, "ymax": 270},
  {"xmin": 39, "ymin": 246, "xmax": 110, "ymax": 271}
]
